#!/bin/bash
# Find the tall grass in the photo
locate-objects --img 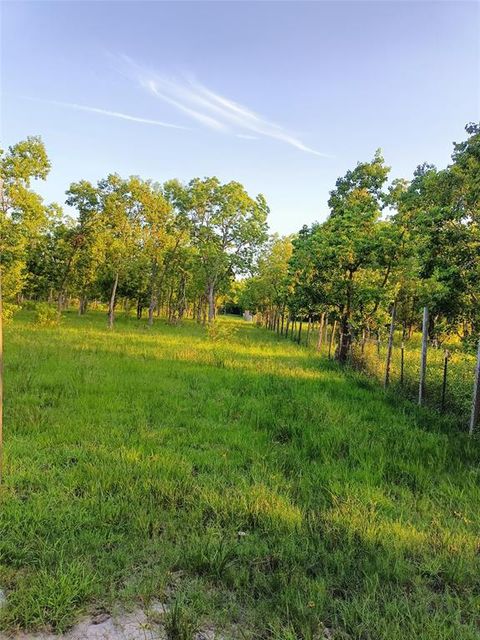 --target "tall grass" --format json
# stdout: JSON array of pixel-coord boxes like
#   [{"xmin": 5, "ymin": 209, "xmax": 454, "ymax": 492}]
[
  {"xmin": 0, "ymin": 311, "xmax": 479, "ymax": 638},
  {"xmin": 297, "ymin": 322, "xmax": 477, "ymax": 428}
]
